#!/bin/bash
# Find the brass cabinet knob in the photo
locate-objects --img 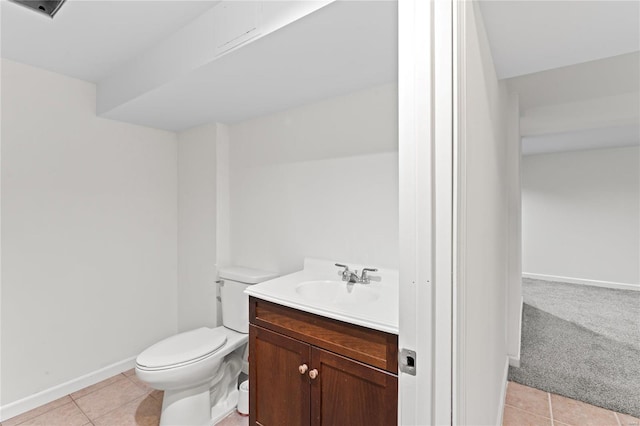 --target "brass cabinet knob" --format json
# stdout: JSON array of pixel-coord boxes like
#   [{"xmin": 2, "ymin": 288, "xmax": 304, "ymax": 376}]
[
  {"xmin": 308, "ymin": 369, "xmax": 318, "ymax": 379},
  {"xmin": 298, "ymin": 364, "xmax": 308, "ymax": 374}
]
